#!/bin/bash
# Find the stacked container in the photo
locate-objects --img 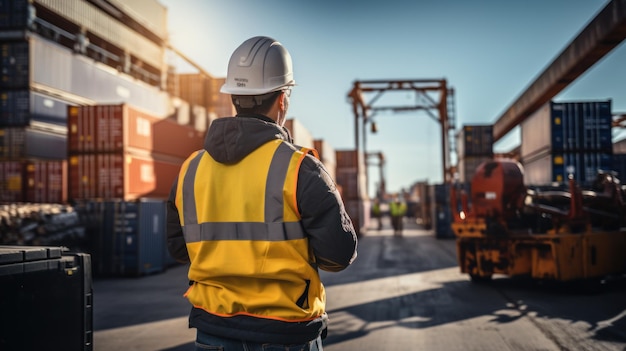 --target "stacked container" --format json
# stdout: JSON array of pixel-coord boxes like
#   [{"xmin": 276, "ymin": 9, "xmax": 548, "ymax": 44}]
[
  {"xmin": 314, "ymin": 139, "xmax": 337, "ymax": 182},
  {"xmin": 335, "ymin": 150, "xmax": 370, "ymax": 236},
  {"xmin": 410, "ymin": 181, "xmax": 432, "ymax": 229},
  {"xmin": 521, "ymin": 100, "xmax": 613, "ymax": 186},
  {"xmin": 171, "ymin": 73, "xmax": 235, "ymax": 120},
  {"xmin": 456, "ymin": 124, "xmax": 494, "ymax": 182},
  {"xmin": 428, "ymin": 183, "xmax": 455, "ymax": 239},
  {"xmin": 285, "ymin": 118, "xmax": 315, "ymax": 149},
  {"xmin": 0, "ymin": 40, "xmax": 69, "ymax": 203},
  {"xmin": 67, "ymin": 104, "xmax": 204, "ymax": 201}
]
